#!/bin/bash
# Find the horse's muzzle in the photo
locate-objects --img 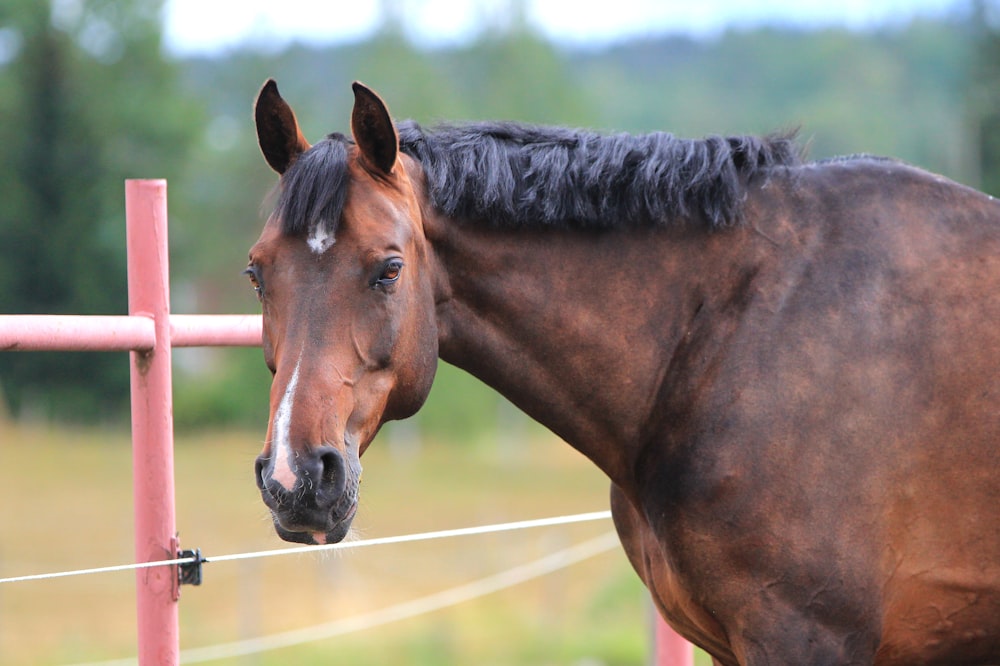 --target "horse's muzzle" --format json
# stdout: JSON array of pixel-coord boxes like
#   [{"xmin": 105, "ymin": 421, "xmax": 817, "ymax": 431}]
[{"xmin": 254, "ymin": 444, "xmax": 359, "ymax": 545}]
